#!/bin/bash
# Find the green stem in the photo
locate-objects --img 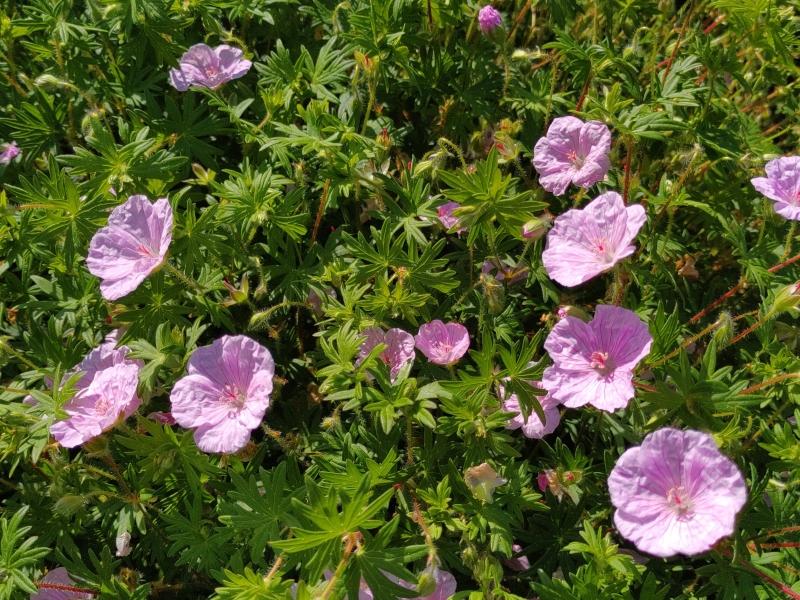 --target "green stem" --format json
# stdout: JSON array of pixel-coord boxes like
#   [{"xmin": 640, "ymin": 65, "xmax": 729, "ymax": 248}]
[
  {"xmin": 437, "ymin": 137, "xmax": 467, "ymax": 170},
  {"xmin": 163, "ymin": 262, "xmax": 204, "ymax": 293}
]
